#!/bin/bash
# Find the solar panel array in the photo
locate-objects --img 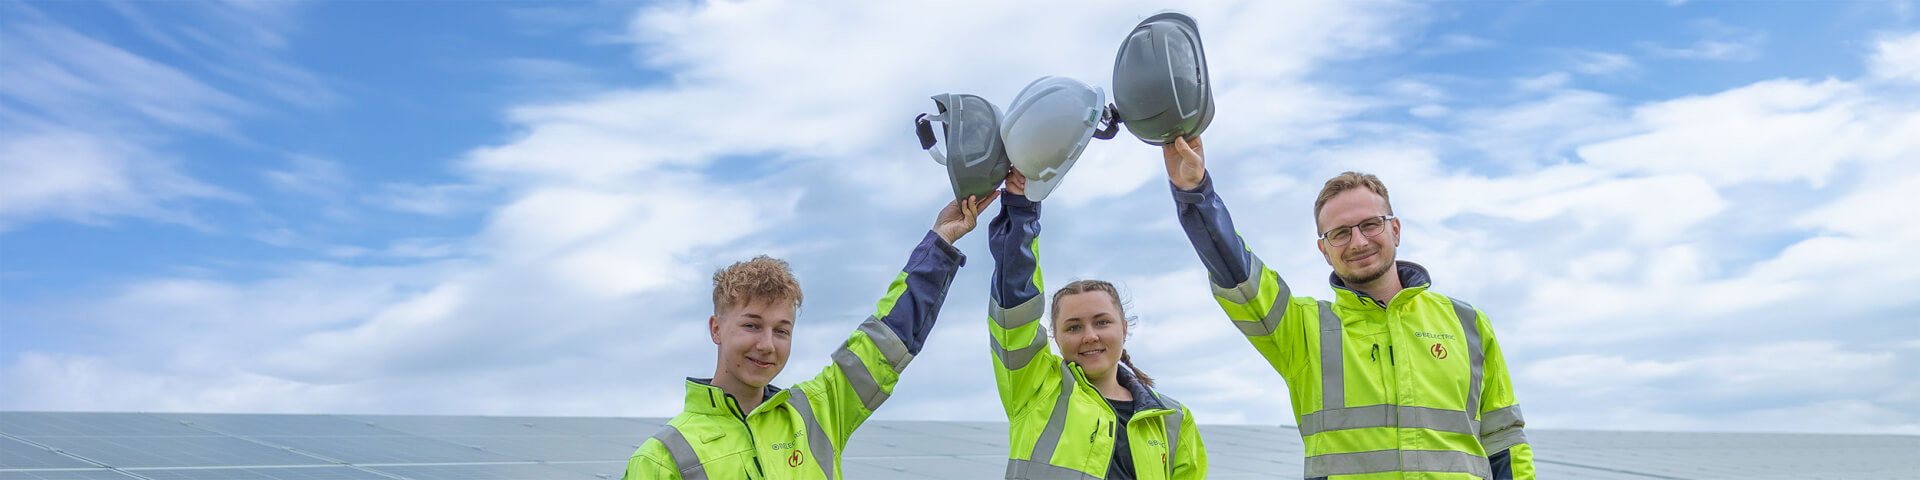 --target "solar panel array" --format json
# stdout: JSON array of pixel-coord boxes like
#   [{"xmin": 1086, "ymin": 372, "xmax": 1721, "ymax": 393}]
[{"xmin": 3, "ymin": 412, "xmax": 1916, "ymax": 479}]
